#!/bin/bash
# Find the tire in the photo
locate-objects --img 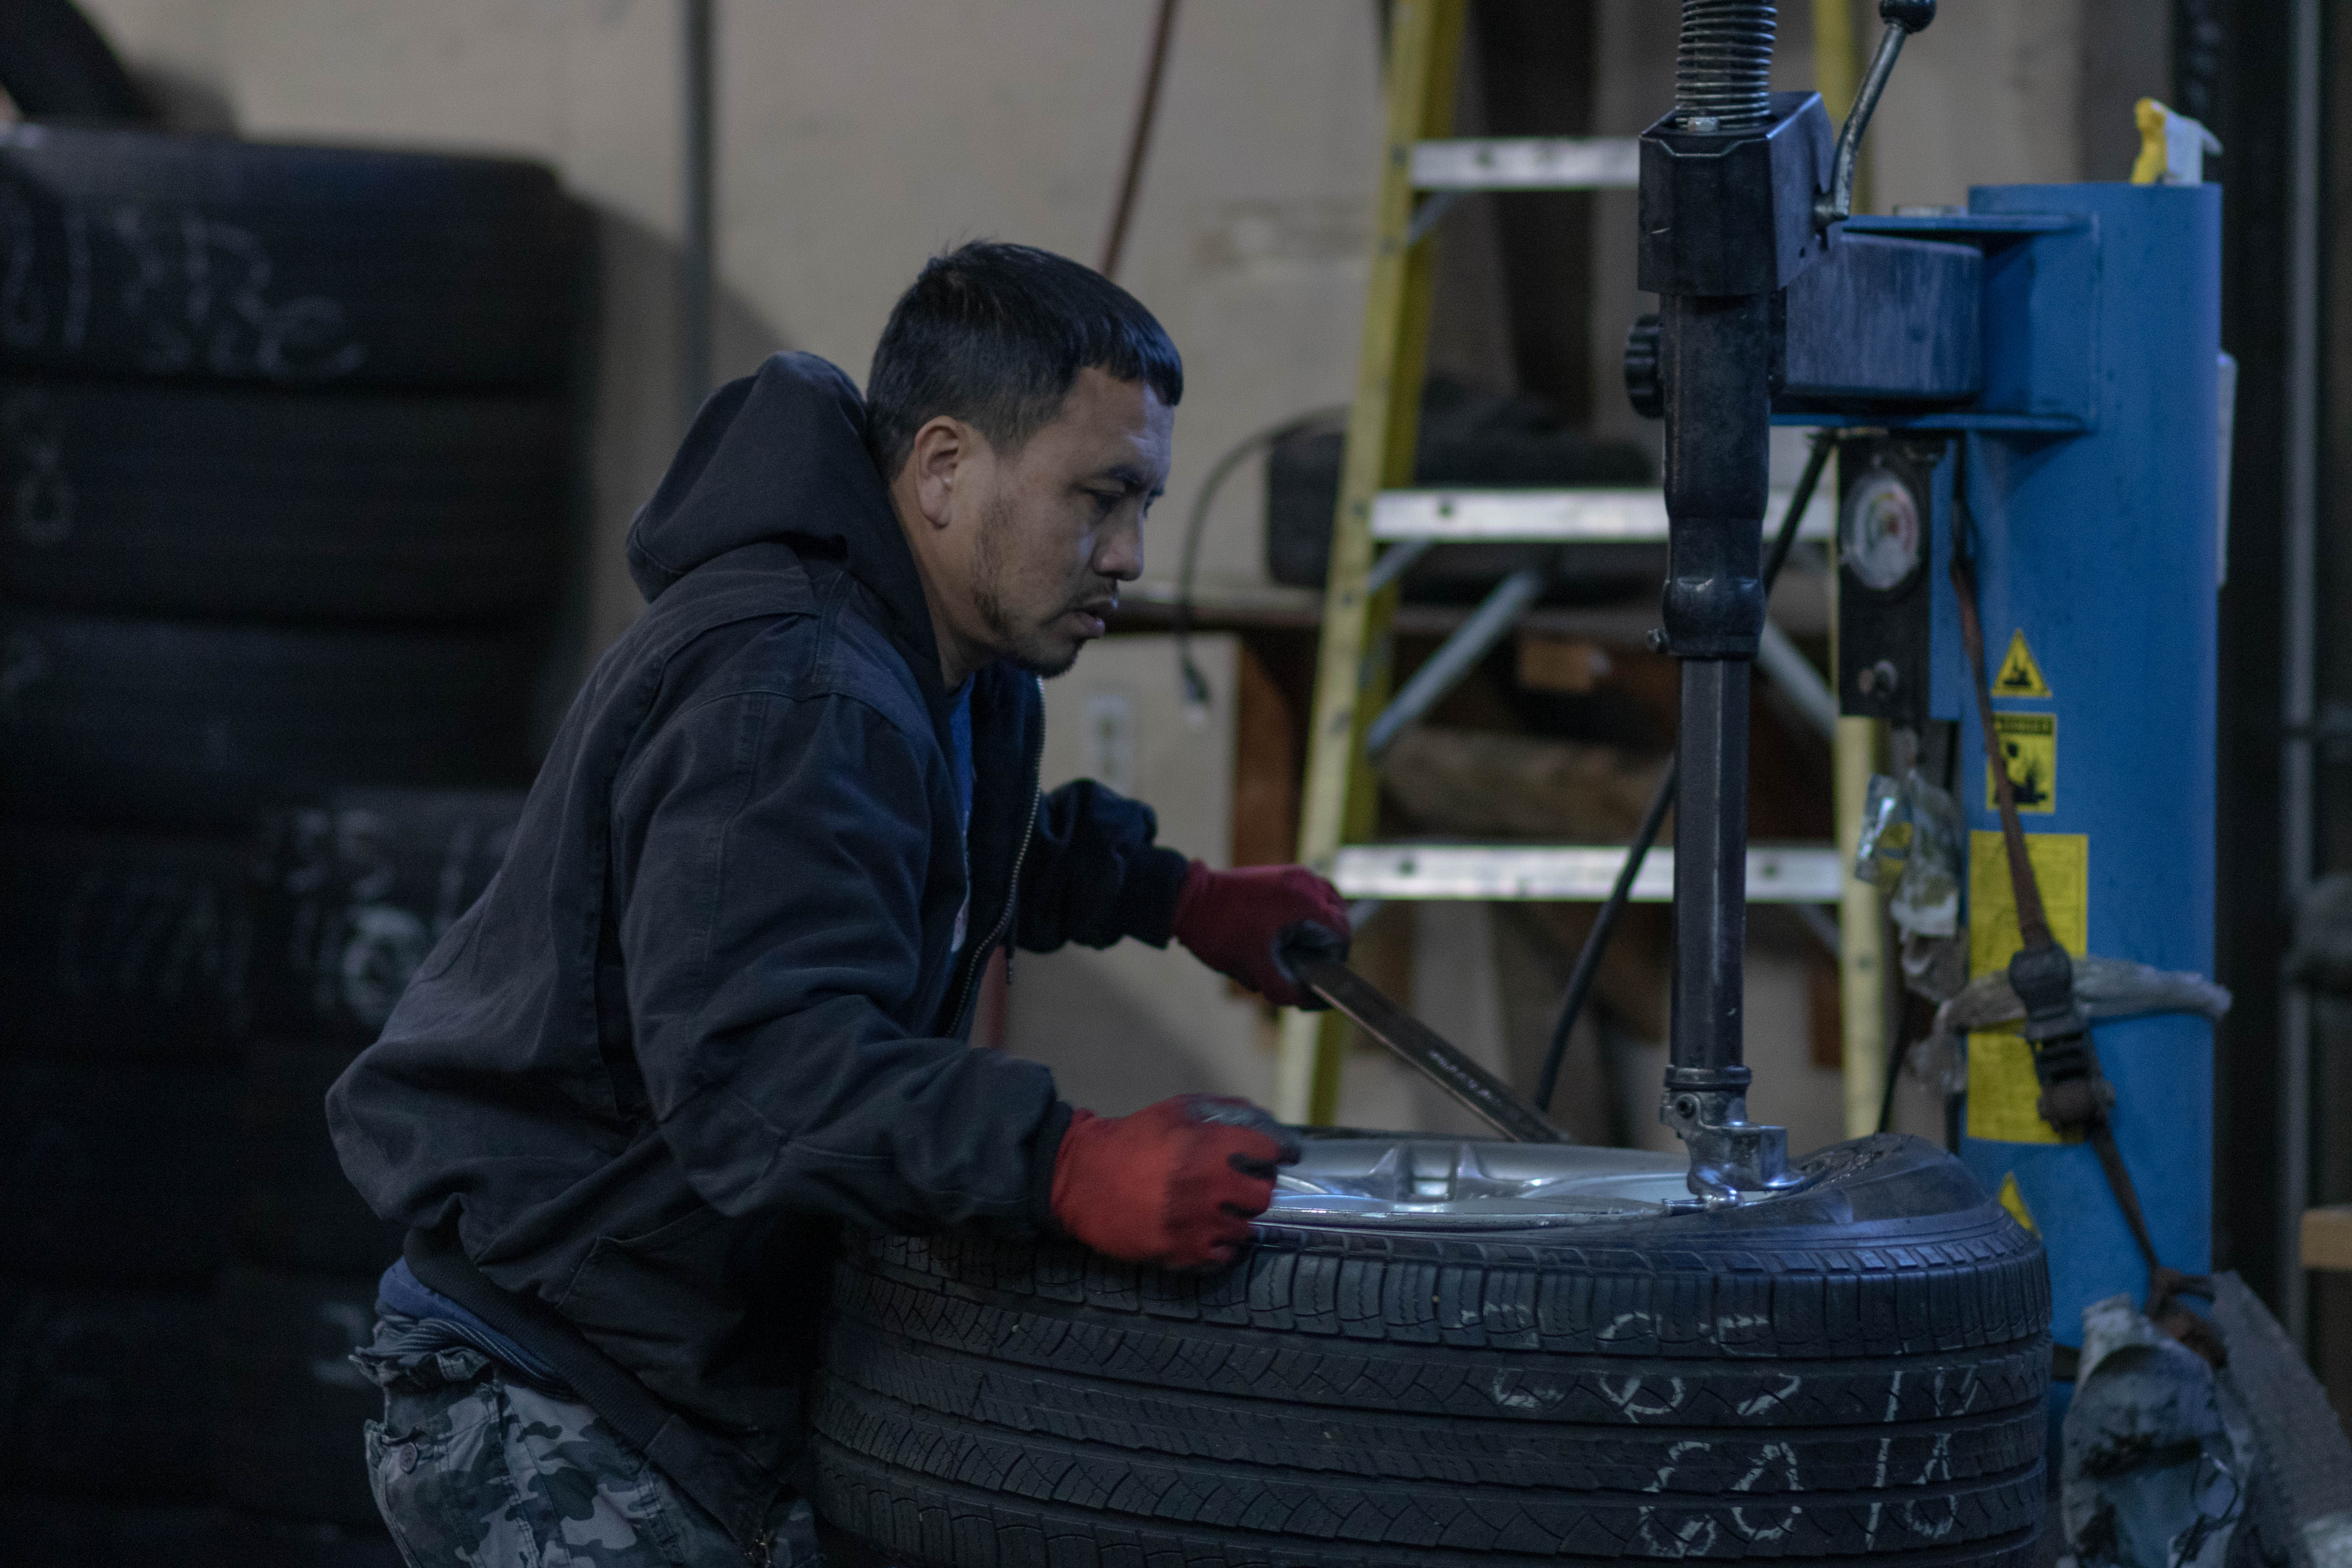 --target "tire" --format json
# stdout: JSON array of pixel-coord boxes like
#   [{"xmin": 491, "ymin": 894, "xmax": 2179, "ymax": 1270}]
[
  {"xmin": 813, "ymin": 1133, "xmax": 2050, "ymax": 1568},
  {"xmin": 0, "ymin": 823, "xmax": 252, "ymax": 1061},
  {"xmin": 0, "ymin": 608, "xmax": 538, "ymax": 831},
  {"xmin": 247, "ymin": 787, "xmax": 527, "ymax": 1043},
  {"xmin": 235, "ymin": 1041, "xmax": 405, "ymax": 1278},
  {"xmin": 0, "ymin": 379, "xmax": 569, "ymax": 621},
  {"xmin": 214, "ymin": 1268, "xmax": 387, "ymax": 1530},
  {"xmin": 0, "ymin": 1059, "xmax": 242, "ymax": 1284},
  {"xmin": 0, "ymin": 1279, "xmax": 217, "ymax": 1500},
  {"xmin": 0, "ymin": 124, "xmax": 587, "ymax": 390}
]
